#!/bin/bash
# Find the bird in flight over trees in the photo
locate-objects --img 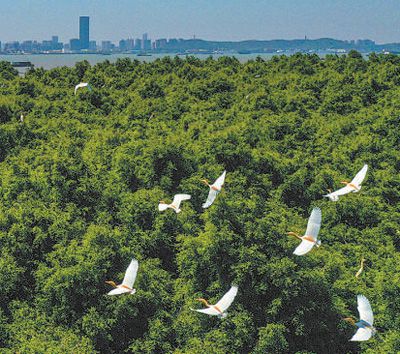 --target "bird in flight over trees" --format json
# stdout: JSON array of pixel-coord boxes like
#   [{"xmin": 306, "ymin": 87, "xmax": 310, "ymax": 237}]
[
  {"xmin": 191, "ymin": 285, "xmax": 238, "ymax": 318},
  {"xmin": 158, "ymin": 194, "xmax": 191, "ymax": 213},
  {"xmin": 201, "ymin": 170, "xmax": 226, "ymax": 208},
  {"xmin": 344, "ymin": 295, "xmax": 376, "ymax": 341},
  {"xmin": 105, "ymin": 259, "xmax": 139, "ymax": 295},
  {"xmin": 324, "ymin": 164, "xmax": 368, "ymax": 201},
  {"xmin": 74, "ymin": 82, "xmax": 92, "ymax": 95},
  {"xmin": 288, "ymin": 207, "xmax": 322, "ymax": 256}
]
